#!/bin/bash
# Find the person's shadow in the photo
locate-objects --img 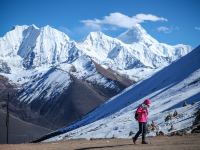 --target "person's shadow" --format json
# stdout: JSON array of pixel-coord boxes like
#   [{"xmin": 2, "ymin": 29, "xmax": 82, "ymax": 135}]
[{"xmin": 75, "ymin": 143, "xmax": 133, "ymax": 150}]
